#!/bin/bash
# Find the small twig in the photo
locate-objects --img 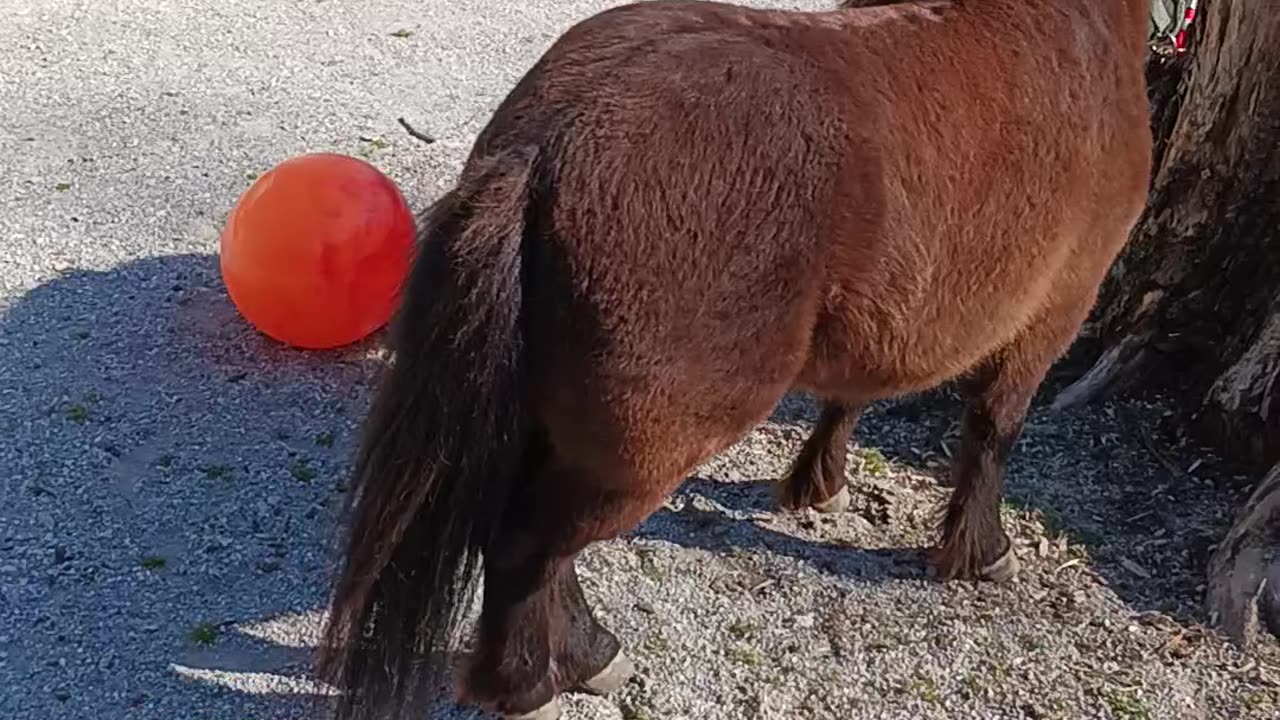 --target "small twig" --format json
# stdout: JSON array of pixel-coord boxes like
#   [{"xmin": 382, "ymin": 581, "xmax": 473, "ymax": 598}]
[
  {"xmin": 396, "ymin": 117, "xmax": 436, "ymax": 144},
  {"xmin": 1055, "ymin": 558, "xmax": 1084, "ymax": 574}
]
